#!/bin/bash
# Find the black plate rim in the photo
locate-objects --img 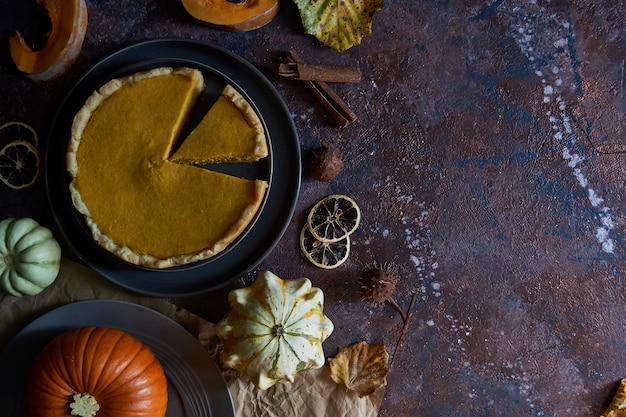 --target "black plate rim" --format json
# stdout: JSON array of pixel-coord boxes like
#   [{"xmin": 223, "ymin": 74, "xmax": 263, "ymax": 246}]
[{"xmin": 44, "ymin": 38, "xmax": 301, "ymax": 297}]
